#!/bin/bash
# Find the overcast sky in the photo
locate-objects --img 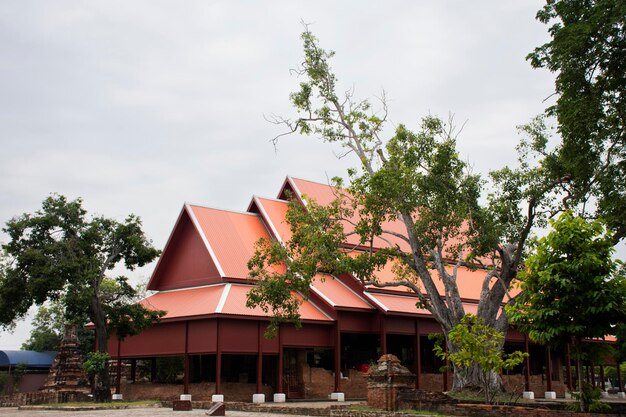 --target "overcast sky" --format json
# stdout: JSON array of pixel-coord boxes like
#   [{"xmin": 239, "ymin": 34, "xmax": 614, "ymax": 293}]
[{"xmin": 0, "ymin": 1, "xmax": 560, "ymax": 349}]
